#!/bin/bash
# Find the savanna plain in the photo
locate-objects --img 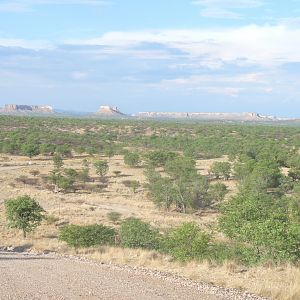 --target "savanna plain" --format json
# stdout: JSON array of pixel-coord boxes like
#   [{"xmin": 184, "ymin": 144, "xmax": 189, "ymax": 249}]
[{"xmin": 1, "ymin": 116, "xmax": 300, "ymax": 300}]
